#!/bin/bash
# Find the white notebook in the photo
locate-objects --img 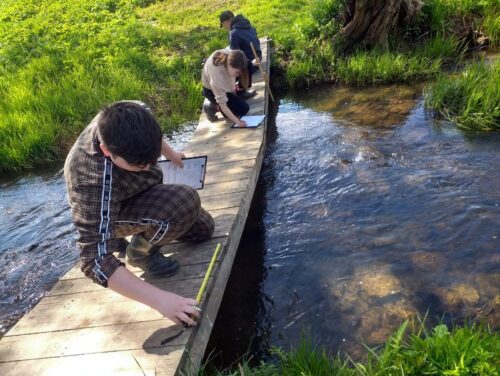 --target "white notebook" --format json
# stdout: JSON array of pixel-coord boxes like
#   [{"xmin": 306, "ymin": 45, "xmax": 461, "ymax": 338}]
[
  {"xmin": 231, "ymin": 115, "xmax": 266, "ymax": 128},
  {"xmin": 158, "ymin": 156, "xmax": 207, "ymax": 189}
]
